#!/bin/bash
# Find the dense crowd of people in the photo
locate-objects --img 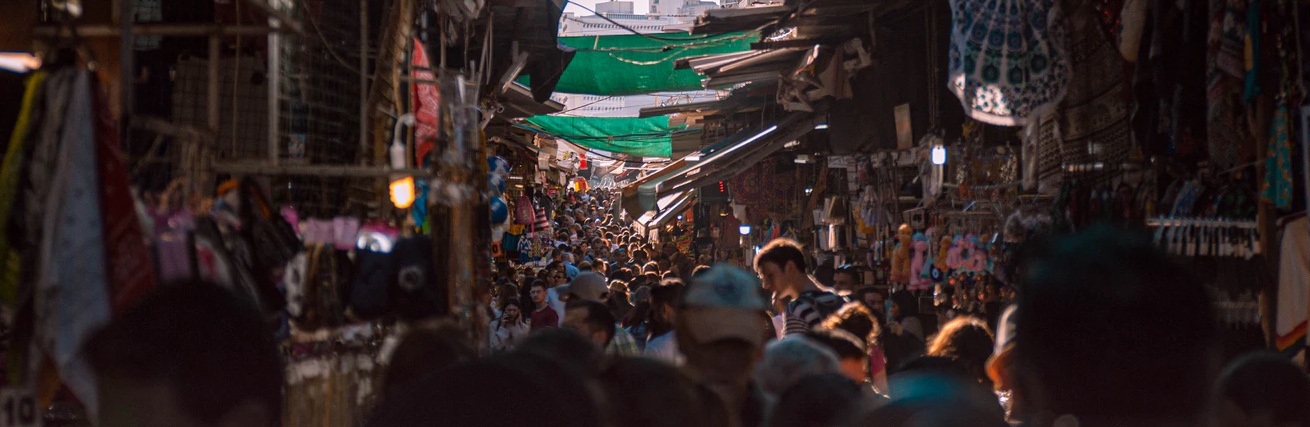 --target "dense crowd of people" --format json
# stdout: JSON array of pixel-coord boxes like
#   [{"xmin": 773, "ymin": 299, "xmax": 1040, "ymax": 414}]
[{"xmin": 82, "ymin": 188, "xmax": 1310, "ymax": 427}]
